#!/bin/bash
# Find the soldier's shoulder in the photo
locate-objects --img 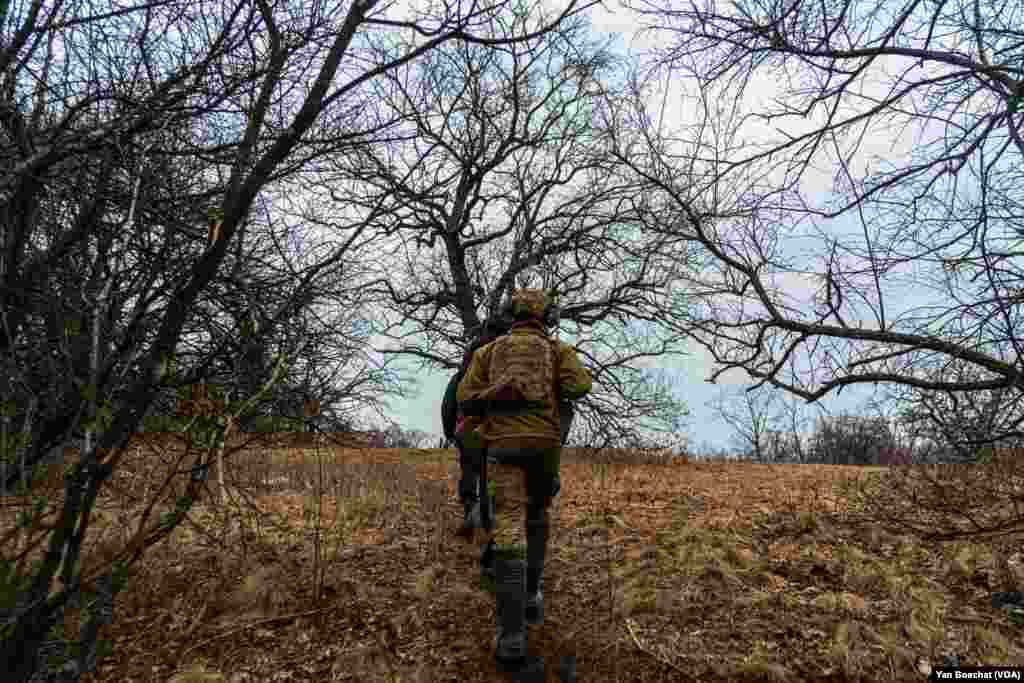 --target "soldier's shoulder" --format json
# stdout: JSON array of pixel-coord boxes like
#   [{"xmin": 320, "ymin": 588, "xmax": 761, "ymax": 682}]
[
  {"xmin": 555, "ymin": 340, "xmax": 580, "ymax": 354},
  {"xmin": 469, "ymin": 341, "xmax": 495, "ymax": 360}
]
